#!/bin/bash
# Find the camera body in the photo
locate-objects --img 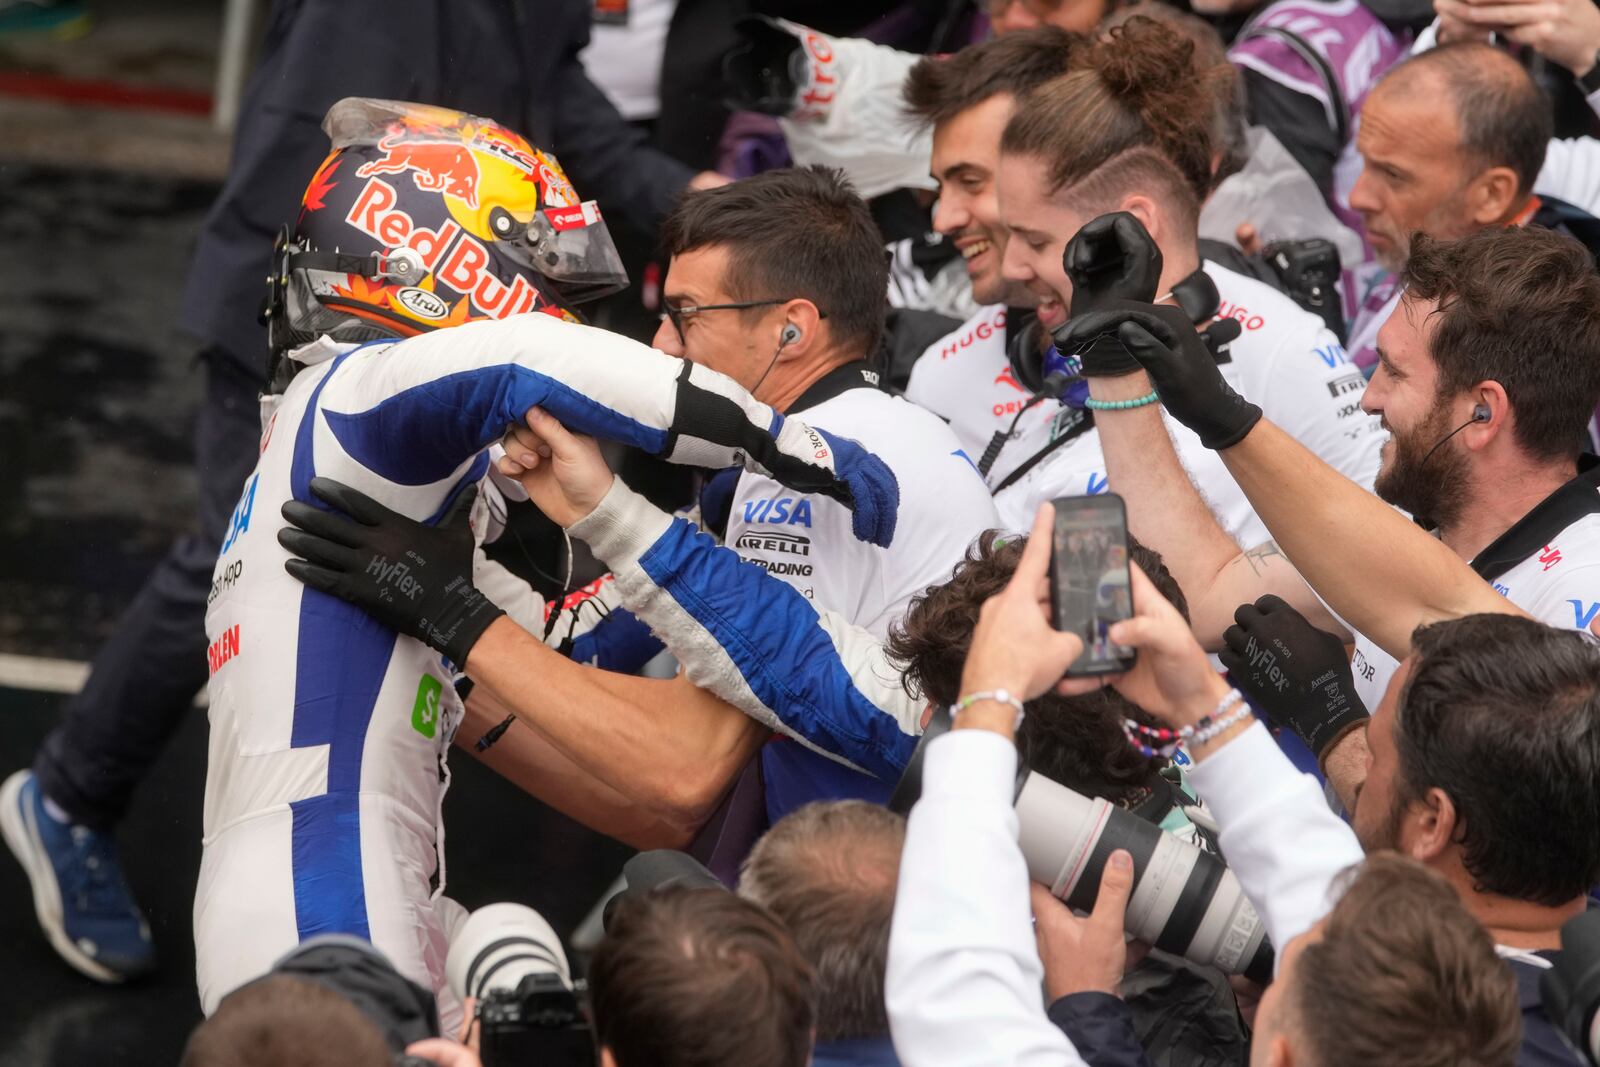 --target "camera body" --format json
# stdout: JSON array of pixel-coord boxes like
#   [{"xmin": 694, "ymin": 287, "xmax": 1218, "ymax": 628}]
[
  {"xmin": 476, "ymin": 973, "xmax": 595, "ymax": 1066},
  {"xmin": 1260, "ymin": 238, "xmax": 1343, "ymax": 341},
  {"xmin": 448, "ymin": 903, "xmax": 598, "ymax": 1067}
]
